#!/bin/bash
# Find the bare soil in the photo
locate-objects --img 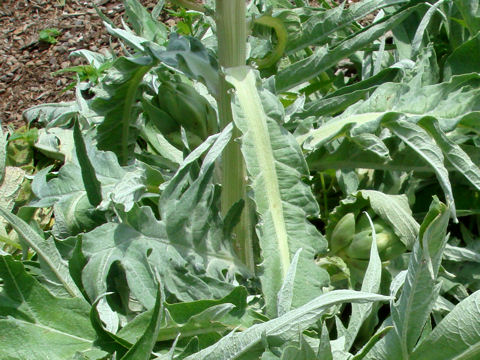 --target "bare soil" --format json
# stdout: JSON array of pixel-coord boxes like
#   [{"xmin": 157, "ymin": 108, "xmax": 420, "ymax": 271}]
[{"xmin": 0, "ymin": 0, "xmax": 157, "ymax": 130}]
